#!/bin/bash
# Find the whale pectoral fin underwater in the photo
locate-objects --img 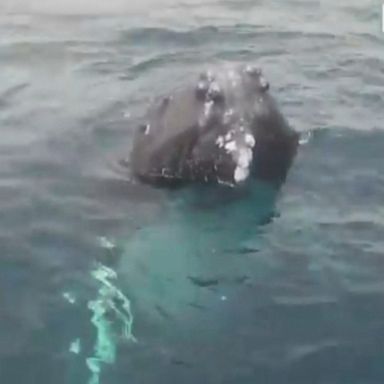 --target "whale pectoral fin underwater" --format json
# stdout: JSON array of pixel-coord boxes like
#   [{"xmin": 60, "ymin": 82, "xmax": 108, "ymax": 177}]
[{"xmin": 129, "ymin": 64, "xmax": 299, "ymax": 189}]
